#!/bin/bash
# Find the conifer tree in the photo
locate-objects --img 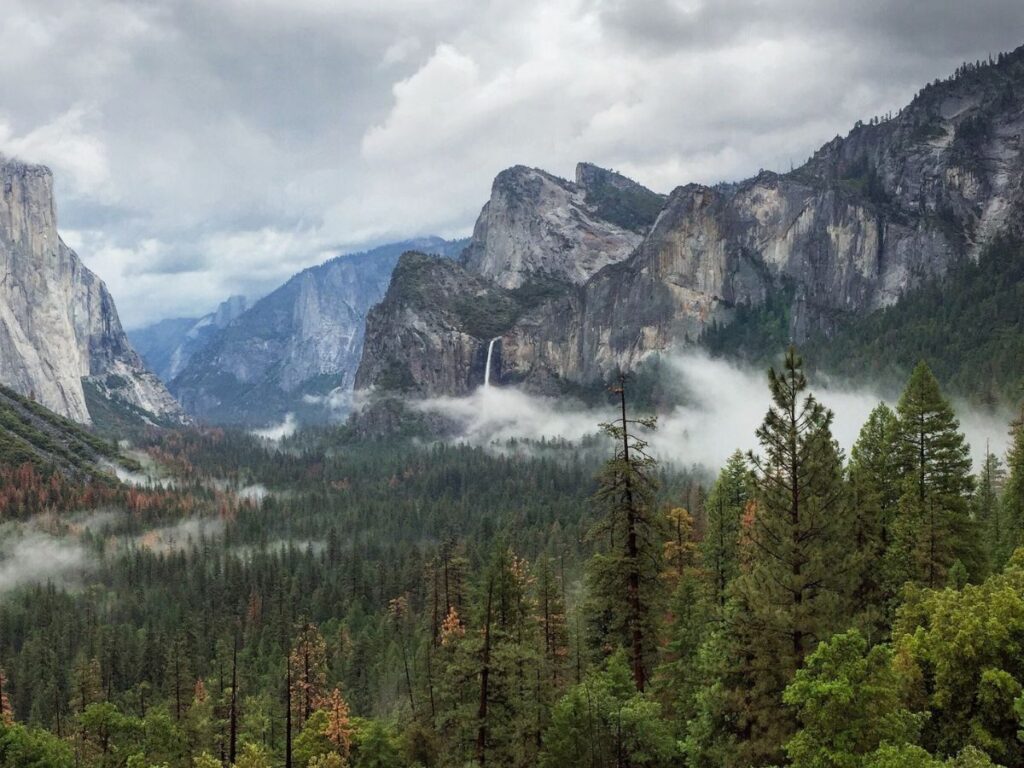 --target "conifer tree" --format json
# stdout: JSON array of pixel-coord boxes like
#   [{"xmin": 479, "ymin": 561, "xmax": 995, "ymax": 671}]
[
  {"xmin": 700, "ymin": 451, "xmax": 749, "ymax": 611},
  {"xmin": 729, "ymin": 347, "xmax": 851, "ymax": 766},
  {"xmin": 654, "ymin": 507, "xmax": 706, "ymax": 727},
  {"xmin": 586, "ymin": 375, "xmax": 662, "ymax": 692},
  {"xmin": 0, "ymin": 666, "xmax": 12, "ymax": 726},
  {"xmin": 891, "ymin": 361, "xmax": 979, "ymax": 588},
  {"xmin": 1003, "ymin": 408, "xmax": 1024, "ymax": 559},
  {"xmin": 973, "ymin": 450, "xmax": 1006, "ymax": 569},
  {"xmin": 534, "ymin": 554, "xmax": 569, "ymax": 743},
  {"xmin": 848, "ymin": 403, "xmax": 902, "ymax": 638},
  {"xmin": 289, "ymin": 623, "xmax": 328, "ymax": 731}
]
